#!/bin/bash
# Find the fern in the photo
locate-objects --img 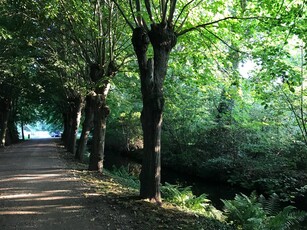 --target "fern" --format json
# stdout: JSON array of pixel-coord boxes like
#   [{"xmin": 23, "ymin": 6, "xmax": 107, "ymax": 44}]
[
  {"xmin": 110, "ymin": 165, "xmax": 140, "ymax": 189},
  {"xmin": 259, "ymin": 193, "xmax": 280, "ymax": 216},
  {"xmin": 222, "ymin": 192, "xmax": 266, "ymax": 229},
  {"xmin": 222, "ymin": 192, "xmax": 306, "ymax": 230},
  {"xmin": 161, "ymin": 182, "xmax": 223, "ymax": 219},
  {"xmin": 267, "ymin": 206, "xmax": 306, "ymax": 230}
]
